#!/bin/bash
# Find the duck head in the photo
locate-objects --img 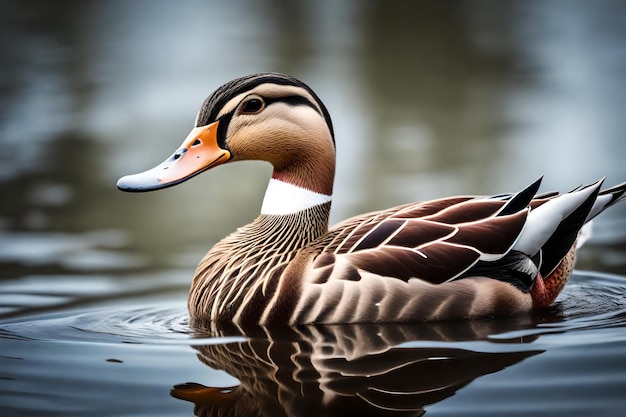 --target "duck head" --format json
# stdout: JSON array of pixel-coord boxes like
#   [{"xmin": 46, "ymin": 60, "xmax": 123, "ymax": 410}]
[{"xmin": 117, "ymin": 73, "xmax": 336, "ymax": 195}]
